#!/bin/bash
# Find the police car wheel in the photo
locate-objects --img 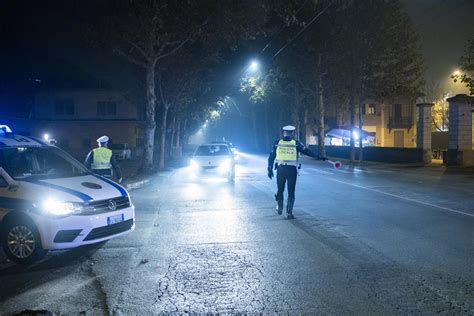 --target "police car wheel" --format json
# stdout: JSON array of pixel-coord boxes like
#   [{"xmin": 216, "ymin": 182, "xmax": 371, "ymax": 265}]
[{"xmin": 1, "ymin": 217, "xmax": 47, "ymax": 264}]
